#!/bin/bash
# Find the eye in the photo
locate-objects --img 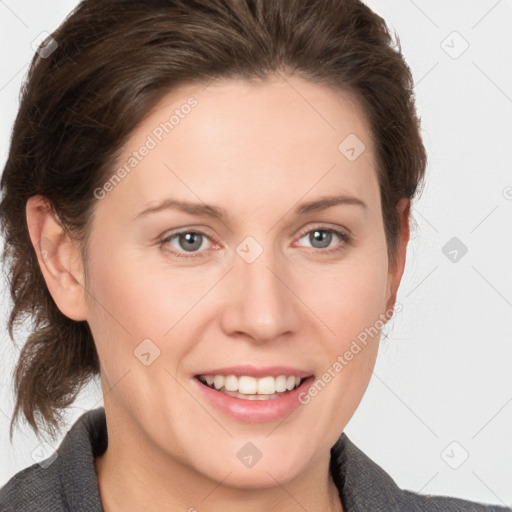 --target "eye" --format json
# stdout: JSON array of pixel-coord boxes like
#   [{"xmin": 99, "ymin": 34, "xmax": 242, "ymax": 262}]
[
  {"xmin": 160, "ymin": 225, "xmax": 351, "ymax": 259},
  {"xmin": 295, "ymin": 226, "xmax": 350, "ymax": 254},
  {"xmin": 160, "ymin": 230, "xmax": 215, "ymax": 258}
]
